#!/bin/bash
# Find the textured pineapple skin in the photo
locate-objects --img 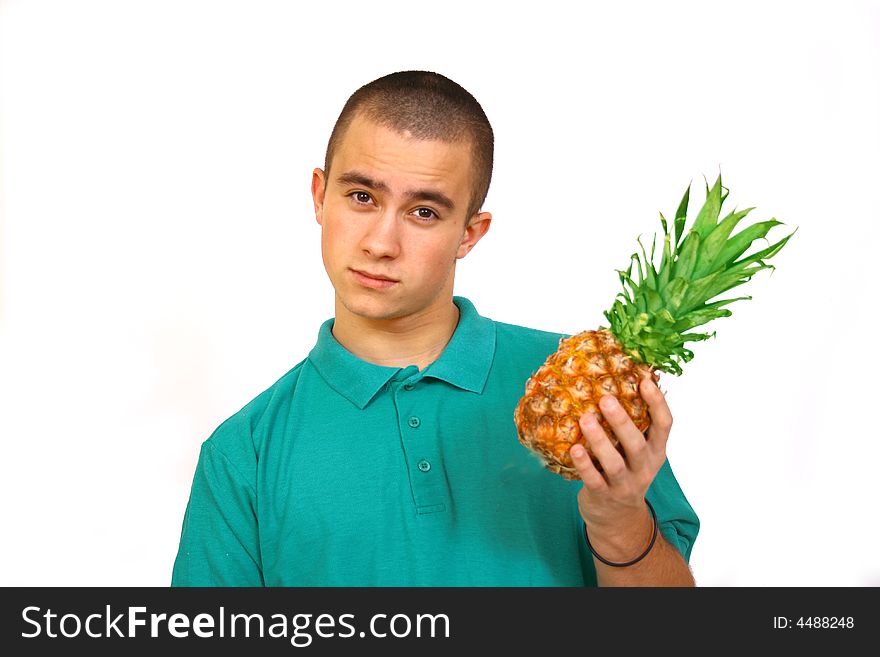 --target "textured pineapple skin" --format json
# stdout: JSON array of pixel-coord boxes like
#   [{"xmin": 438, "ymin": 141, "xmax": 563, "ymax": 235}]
[{"xmin": 514, "ymin": 329, "xmax": 659, "ymax": 479}]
